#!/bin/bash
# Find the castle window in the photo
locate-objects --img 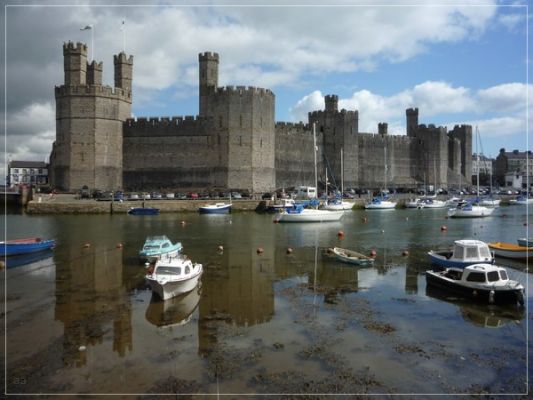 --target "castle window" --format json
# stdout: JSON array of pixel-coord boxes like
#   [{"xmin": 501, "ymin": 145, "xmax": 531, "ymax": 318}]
[
  {"xmin": 351, "ymin": 126, "xmax": 353, "ymax": 134},
  {"xmin": 260, "ymin": 139, "xmax": 263, "ymax": 148},
  {"xmin": 219, "ymin": 116, "xmax": 223, "ymax": 128},
  {"xmin": 320, "ymin": 126, "xmax": 324, "ymax": 133},
  {"xmin": 239, "ymin": 136, "xmax": 242, "ymax": 146},
  {"xmin": 260, "ymin": 117, "xmax": 263, "ymax": 127},
  {"xmin": 240, "ymin": 115, "xmax": 243, "ymax": 128}
]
